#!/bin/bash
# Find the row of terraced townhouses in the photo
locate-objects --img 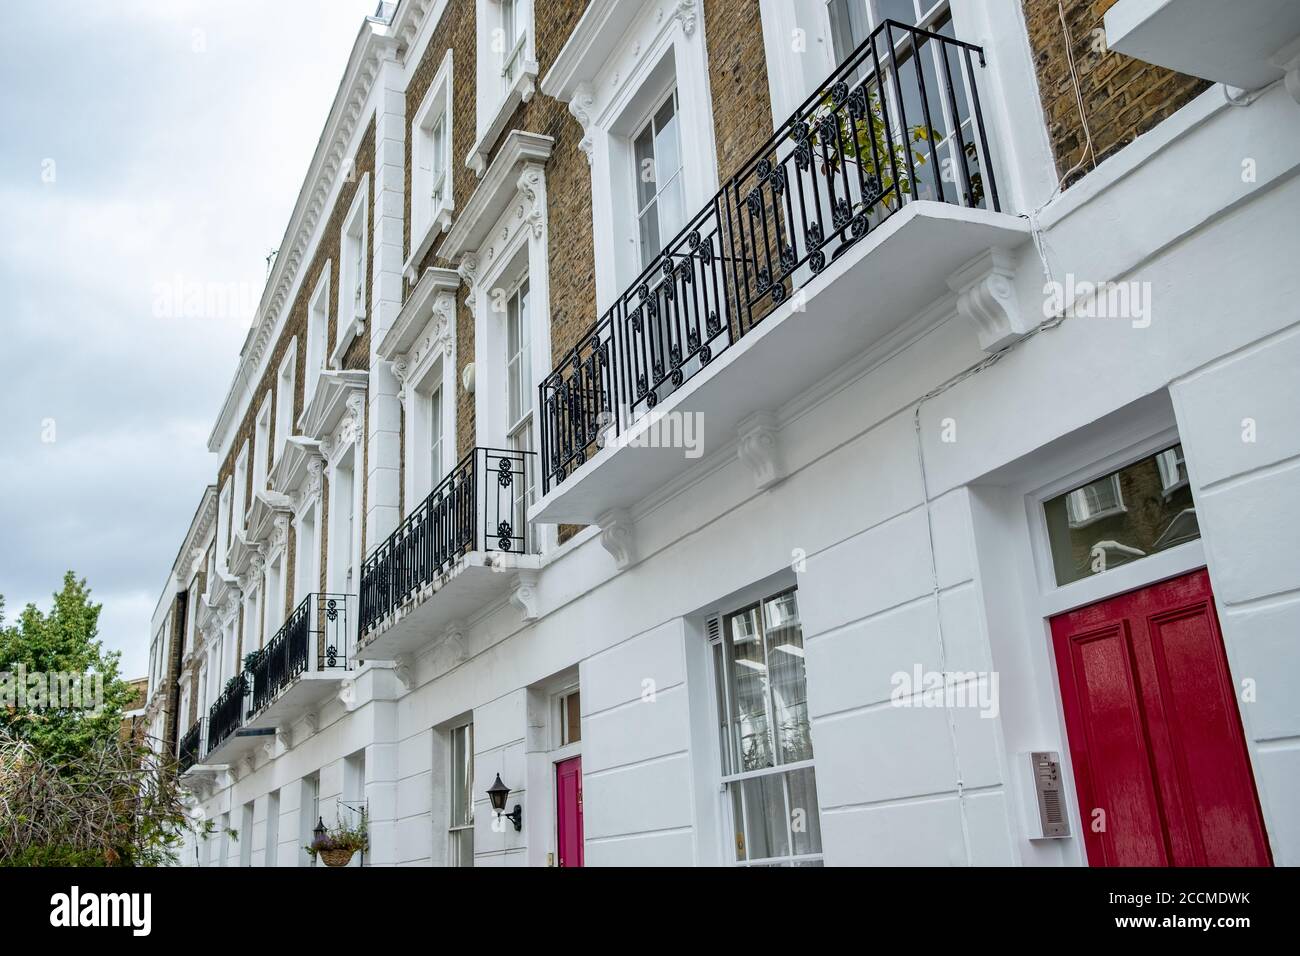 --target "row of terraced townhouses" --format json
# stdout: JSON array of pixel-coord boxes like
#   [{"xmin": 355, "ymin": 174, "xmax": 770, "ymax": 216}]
[{"xmin": 143, "ymin": 0, "xmax": 1300, "ymax": 866}]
